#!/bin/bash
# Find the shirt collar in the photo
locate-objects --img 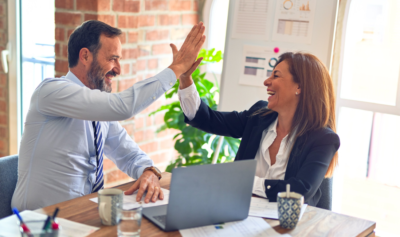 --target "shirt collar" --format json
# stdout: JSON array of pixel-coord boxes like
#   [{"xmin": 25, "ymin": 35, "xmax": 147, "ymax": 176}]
[{"xmin": 64, "ymin": 71, "xmax": 86, "ymax": 87}]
